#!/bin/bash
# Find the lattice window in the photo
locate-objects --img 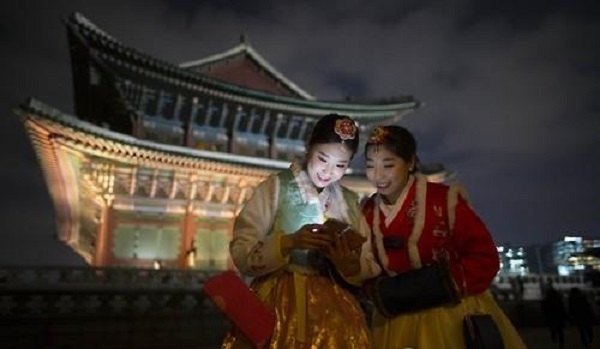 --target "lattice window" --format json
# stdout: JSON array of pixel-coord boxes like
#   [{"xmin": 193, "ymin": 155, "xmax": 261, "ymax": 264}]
[
  {"xmin": 194, "ymin": 219, "xmax": 230, "ymax": 270},
  {"xmin": 113, "ymin": 224, "xmax": 181, "ymax": 260}
]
